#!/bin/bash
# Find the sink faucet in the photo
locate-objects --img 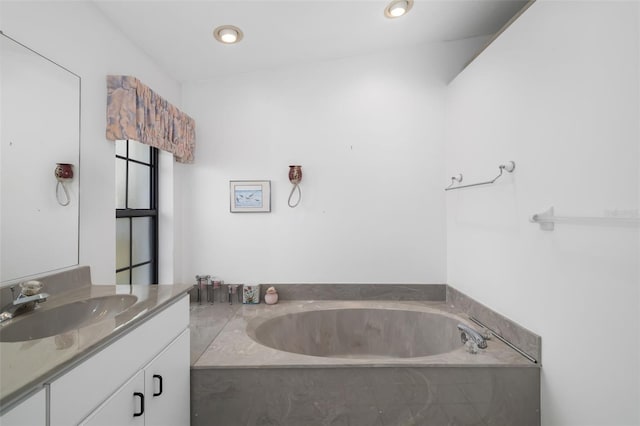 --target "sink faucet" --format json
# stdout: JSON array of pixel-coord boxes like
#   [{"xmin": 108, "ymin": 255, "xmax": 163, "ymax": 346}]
[
  {"xmin": 0, "ymin": 286, "xmax": 49, "ymax": 323},
  {"xmin": 457, "ymin": 323, "xmax": 488, "ymax": 349}
]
